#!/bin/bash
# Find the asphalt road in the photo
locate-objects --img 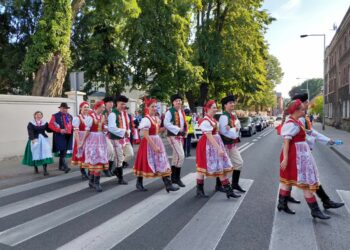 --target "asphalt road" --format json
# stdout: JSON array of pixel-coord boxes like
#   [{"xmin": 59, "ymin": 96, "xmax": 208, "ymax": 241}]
[{"xmin": 0, "ymin": 126, "xmax": 349, "ymax": 250}]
